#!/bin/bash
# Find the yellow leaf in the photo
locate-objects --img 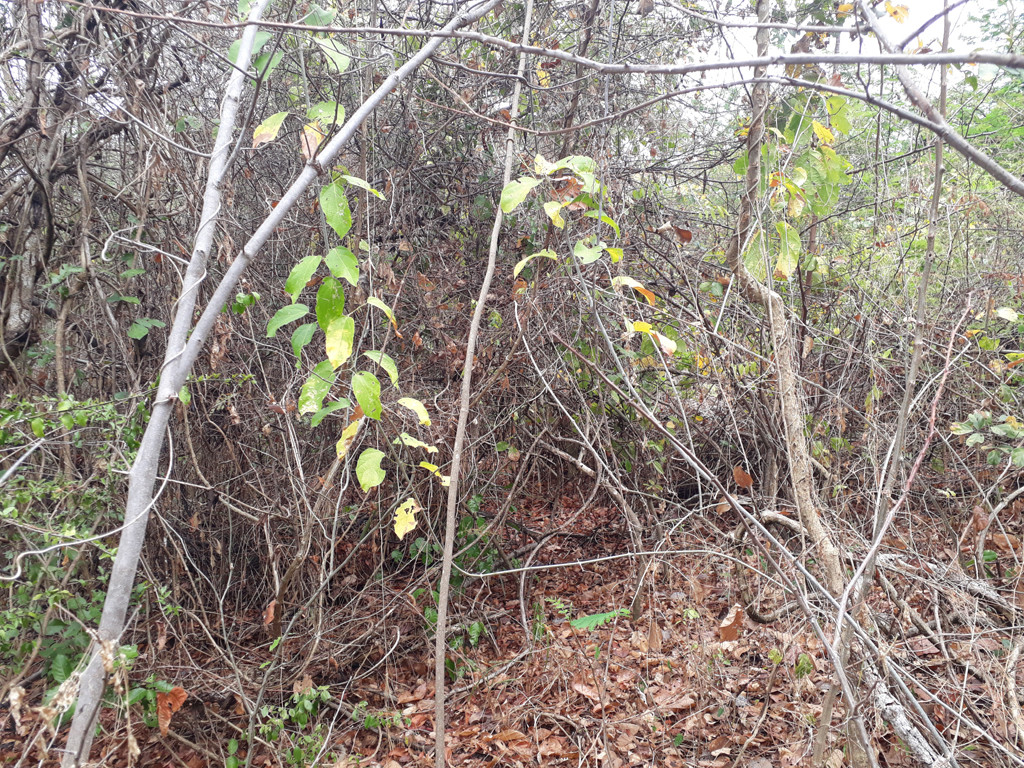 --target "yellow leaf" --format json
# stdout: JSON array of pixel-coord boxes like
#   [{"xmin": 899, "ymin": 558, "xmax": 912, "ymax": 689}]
[
  {"xmin": 366, "ymin": 297, "xmax": 399, "ymax": 334},
  {"xmin": 812, "ymin": 120, "xmax": 834, "ymax": 146},
  {"xmin": 253, "ymin": 111, "xmax": 288, "ymax": 148},
  {"xmin": 397, "ymin": 397, "xmax": 431, "ymax": 426},
  {"xmin": 336, "ymin": 418, "xmax": 363, "ymax": 459},
  {"xmin": 631, "ymin": 320, "xmax": 676, "ymax": 356},
  {"xmin": 536, "ymin": 66, "xmax": 550, "ymax": 87},
  {"xmin": 836, "ymin": 3, "xmax": 853, "ymax": 16},
  {"xmin": 419, "ymin": 461, "xmax": 451, "ymax": 486},
  {"xmin": 325, "ymin": 316, "xmax": 354, "ymax": 369},
  {"xmin": 394, "ymin": 497, "xmax": 421, "ymax": 540},
  {"xmin": 543, "ymin": 200, "xmax": 566, "ymax": 229},
  {"xmin": 884, "ymin": 1, "xmax": 909, "ymax": 23},
  {"xmin": 611, "ymin": 276, "xmax": 657, "ymax": 306},
  {"xmin": 299, "ymin": 122, "xmax": 325, "ymax": 161}
]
